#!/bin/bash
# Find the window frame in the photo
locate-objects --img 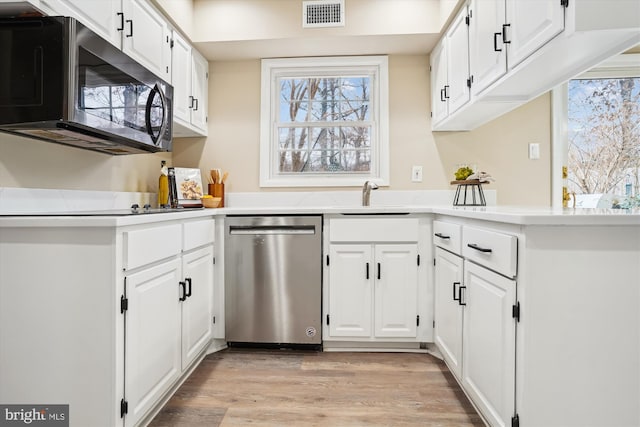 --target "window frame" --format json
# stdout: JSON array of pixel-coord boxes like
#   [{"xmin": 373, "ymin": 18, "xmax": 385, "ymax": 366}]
[
  {"xmin": 259, "ymin": 56, "xmax": 389, "ymax": 187},
  {"xmin": 551, "ymin": 53, "xmax": 640, "ymax": 207}
]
